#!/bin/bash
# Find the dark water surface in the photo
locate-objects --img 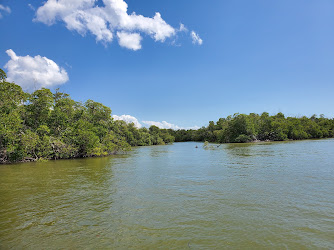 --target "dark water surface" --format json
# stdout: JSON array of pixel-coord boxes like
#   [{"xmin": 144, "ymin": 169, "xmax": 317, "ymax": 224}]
[{"xmin": 1, "ymin": 140, "xmax": 334, "ymax": 249}]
